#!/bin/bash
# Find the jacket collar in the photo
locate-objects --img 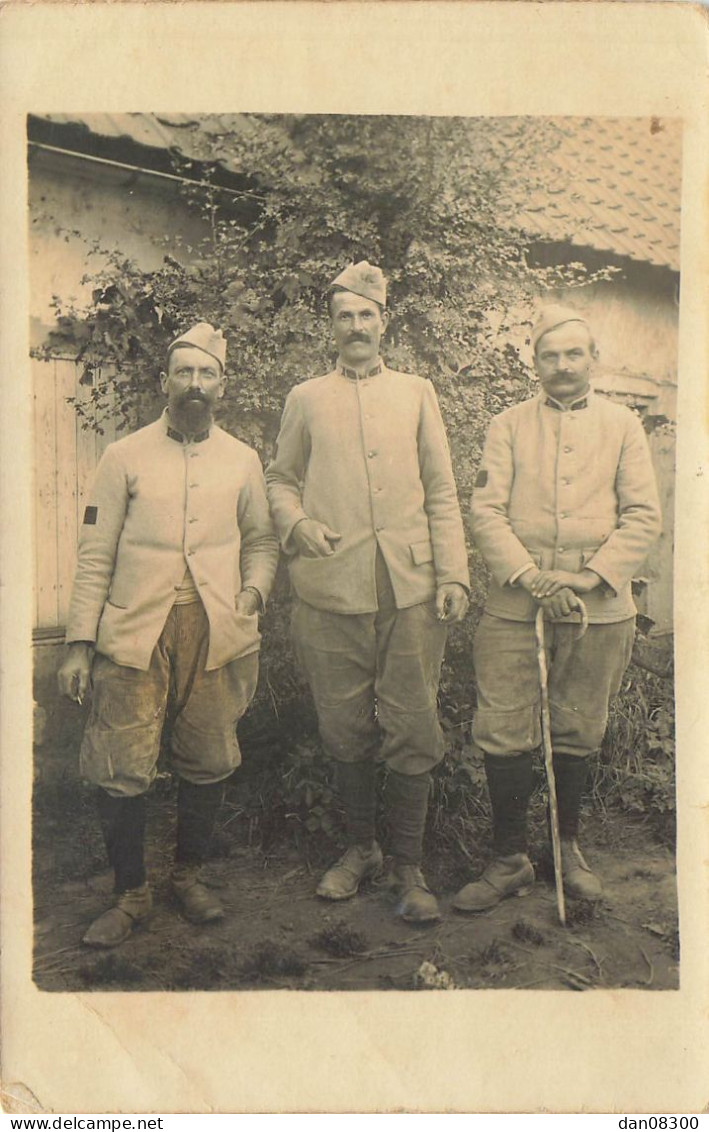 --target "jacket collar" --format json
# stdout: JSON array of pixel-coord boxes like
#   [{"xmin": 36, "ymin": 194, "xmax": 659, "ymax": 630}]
[
  {"xmin": 163, "ymin": 409, "xmax": 211, "ymax": 444},
  {"xmin": 336, "ymin": 357, "xmax": 384, "ymax": 381},
  {"xmin": 543, "ymin": 390, "xmax": 590, "ymax": 412}
]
